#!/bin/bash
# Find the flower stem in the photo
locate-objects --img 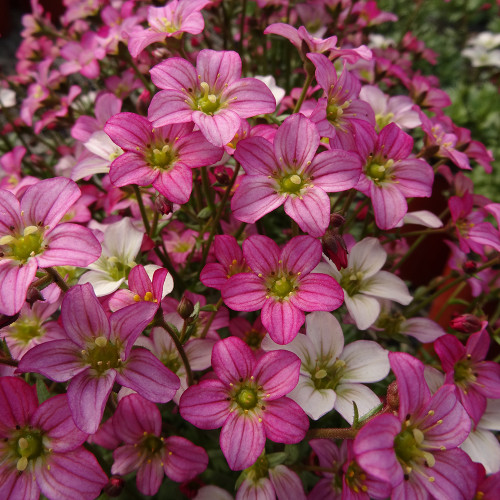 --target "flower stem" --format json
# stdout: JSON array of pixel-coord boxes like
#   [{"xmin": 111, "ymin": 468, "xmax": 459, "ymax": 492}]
[
  {"xmin": 293, "ymin": 70, "xmax": 315, "ymax": 114},
  {"xmin": 133, "ymin": 185, "xmax": 151, "ymax": 235},
  {"xmin": 201, "ymin": 166, "xmax": 215, "ymax": 215},
  {"xmin": 200, "ymin": 298, "xmax": 224, "ymax": 339},
  {"xmin": 307, "ymin": 427, "xmax": 357, "ymax": 440},
  {"xmin": 44, "ymin": 267, "xmax": 69, "ymax": 292}
]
